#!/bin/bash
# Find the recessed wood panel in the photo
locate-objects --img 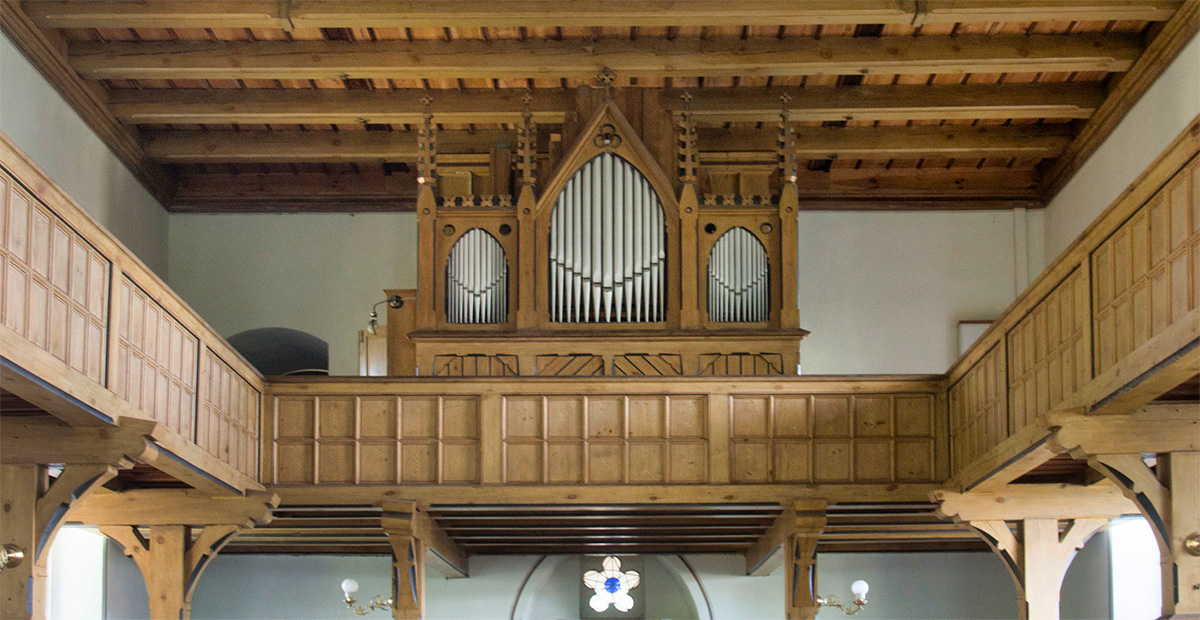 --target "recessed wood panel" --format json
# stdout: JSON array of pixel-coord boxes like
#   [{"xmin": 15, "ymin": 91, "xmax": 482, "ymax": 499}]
[
  {"xmin": 197, "ymin": 348, "xmax": 260, "ymax": 478},
  {"xmin": 1093, "ymin": 159, "xmax": 1198, "ymax": 374},
  {"xmin": 948, "ymin": 344, "xmax": 1007, "ymax": 473},
  {"xmin": 0, "ymin": 171, "xmax": 110, "ymax": 384},
  {"xmin": 116, "ymin": 276, "xmax": 197, "ymax": 438}
]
